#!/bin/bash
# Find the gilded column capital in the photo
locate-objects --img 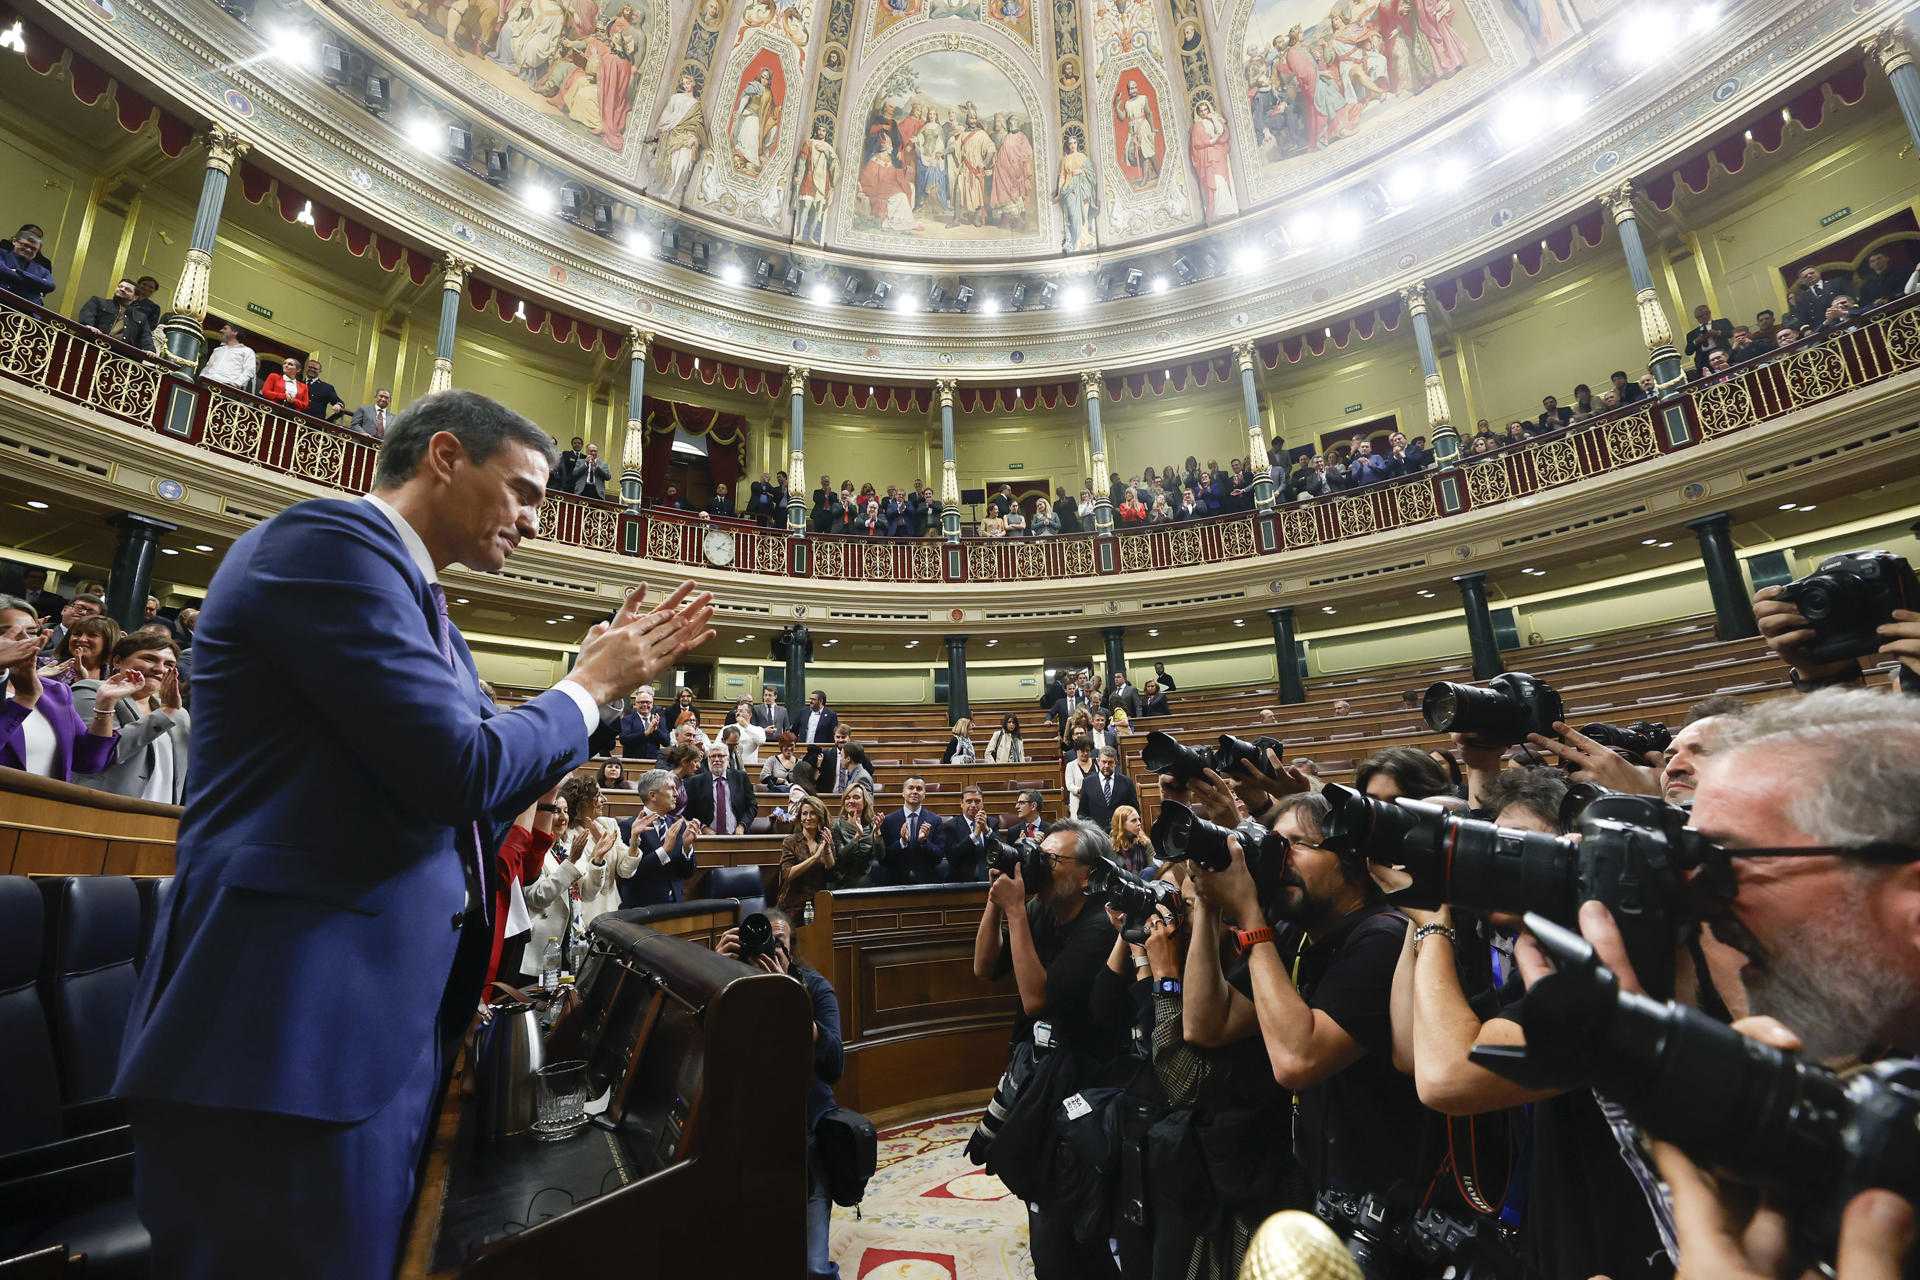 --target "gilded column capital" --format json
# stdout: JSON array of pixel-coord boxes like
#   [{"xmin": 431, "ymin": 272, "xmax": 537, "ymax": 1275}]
[
  {"xmin": 787, "ymin": 366, "xmax": 809, "ymax": 397},
  {"xmin": 202, "ymin": 125, "xmax": 250, "ymax": 175},
  {"xmin": 1599, "ymin": 182, "xmax": 1637, "ymax": 224},
  {"xmin": 1866, "ymin": 24, "xmax": 1915, "ymax": 76},
  {"xmin": 936, "ymin": 378, "xmax": 957, "ymax": 408},
  {"xmin": 1232, "ymin": 341, "xmax": 1257, "ymax": 373},
  {"xmin": 1080, "ymin": 369, "xmax": 1103, "ymax": 401},
  {"xmin": 1399, "ymin": 281, "xmax": 1428, "ymax": 318},
  {"xmin": 628, "ymin": 327, "xmax": 653, "ymax": 359},
  {"xmin": 440, "ymin": 254, "xmax": 474, "ymax": 292}
]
